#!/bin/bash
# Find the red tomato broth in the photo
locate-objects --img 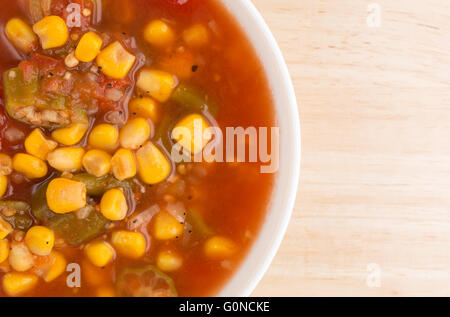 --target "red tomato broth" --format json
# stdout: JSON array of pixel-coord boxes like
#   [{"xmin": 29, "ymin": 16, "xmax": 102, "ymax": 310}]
[{"xmin": 0, "ymin": 0, "xmax": 276, "ymax": 297}]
